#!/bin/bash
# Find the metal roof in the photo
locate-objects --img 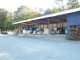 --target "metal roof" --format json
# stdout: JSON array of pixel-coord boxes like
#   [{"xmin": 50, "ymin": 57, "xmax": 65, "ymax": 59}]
[{"xmin": 13, "ymin": 8, "xmax": 80, "ymax": 24}]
